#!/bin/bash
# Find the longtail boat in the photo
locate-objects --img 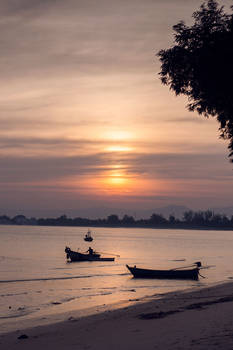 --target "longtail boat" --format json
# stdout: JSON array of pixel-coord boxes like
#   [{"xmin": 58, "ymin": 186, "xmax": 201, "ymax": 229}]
[
  {"xmin": 65, "ymin": 247, "xmax": 115, "ymax": 262},
  {"xmin": 84, "ymin": 229, "xmax": 93, "ymax": 242},
  {"xmin": 126, "ymin": 262, "xmax": 201, "ymax": 280}
]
